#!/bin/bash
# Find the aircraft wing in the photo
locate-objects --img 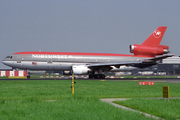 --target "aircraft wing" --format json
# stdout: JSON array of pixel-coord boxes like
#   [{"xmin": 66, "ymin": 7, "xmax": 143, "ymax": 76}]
[
  {"xmin": 87, "ymin": 54, "xmax": 174, "ymax": 68},
  {"xmin": 88, "ymin": 61, "xmax": 142, "ymax": 68}
]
